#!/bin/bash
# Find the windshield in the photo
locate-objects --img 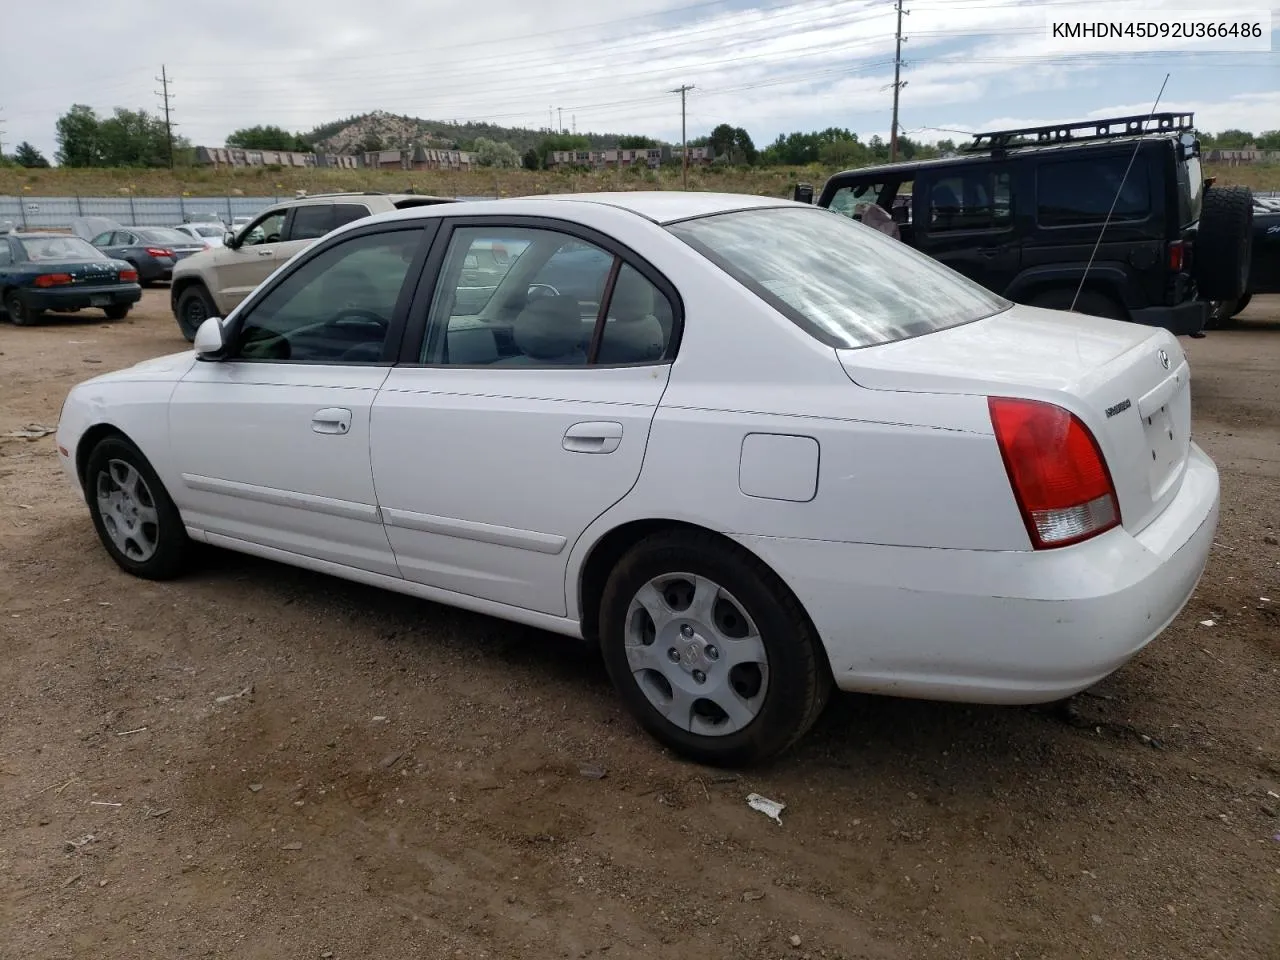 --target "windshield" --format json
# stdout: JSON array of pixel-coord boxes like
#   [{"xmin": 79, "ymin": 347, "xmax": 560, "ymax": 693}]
[
  {"xmin": 667, "ymin": 206, "xmax": 1008, "ymax": 349},
  {"xmin": 18, "ymin": 236, "xmax": 107, "ymax": 262},
  {"xmin": 138, "ymin": 227, "xmax": 193, "ymax": 244}
]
